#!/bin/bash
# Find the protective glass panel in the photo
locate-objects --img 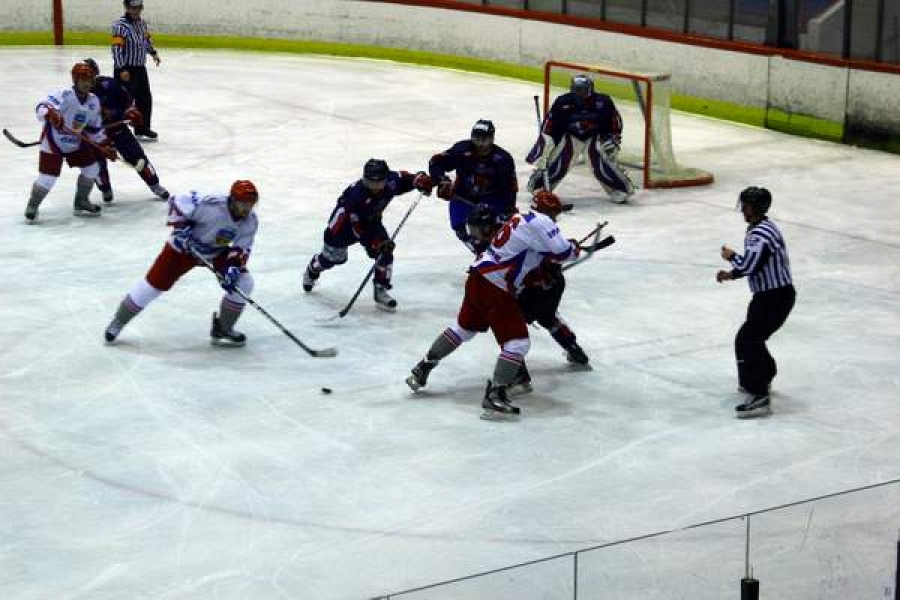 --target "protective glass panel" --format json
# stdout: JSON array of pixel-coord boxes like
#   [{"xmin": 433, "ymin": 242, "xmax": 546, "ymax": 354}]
[
  {"xmin": 731, "ymin": 0, "xmax": 768, "ymax": 43},
  {"xmin": 645, "ymin": 0, "xmax": 687, "ymax": 32}
]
